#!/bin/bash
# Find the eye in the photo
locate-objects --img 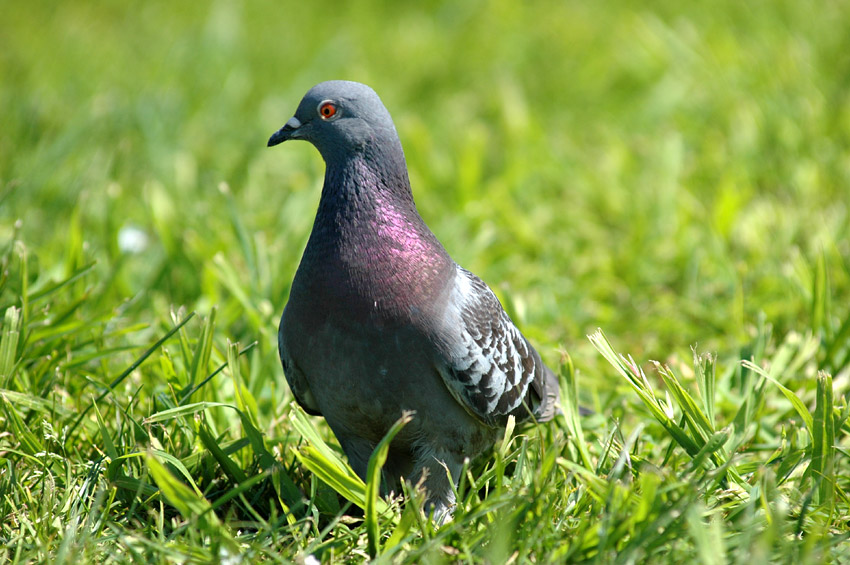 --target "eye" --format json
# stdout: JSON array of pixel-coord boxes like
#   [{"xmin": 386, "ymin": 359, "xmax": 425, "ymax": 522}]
[{"xmin": 318, "ymin": 101, "xmax": 339, "ymax": 120}]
